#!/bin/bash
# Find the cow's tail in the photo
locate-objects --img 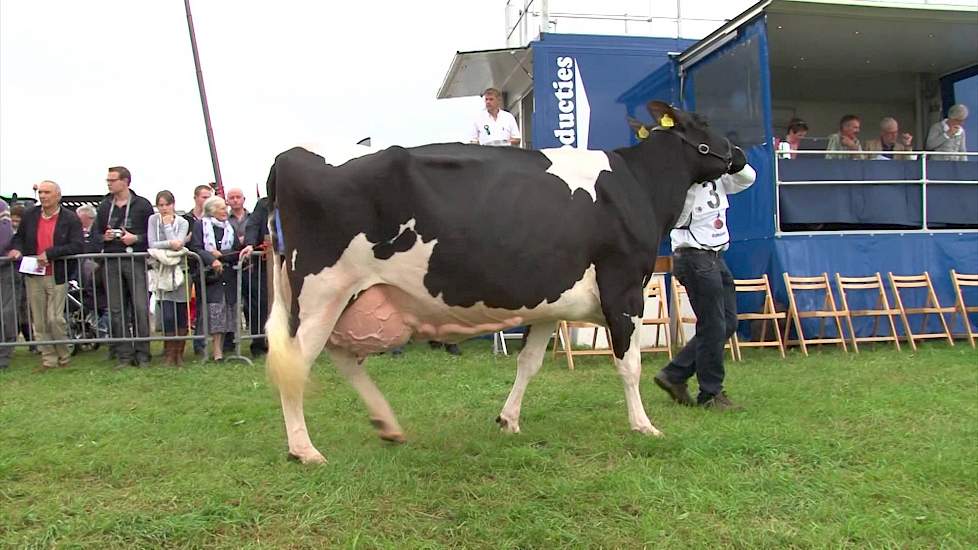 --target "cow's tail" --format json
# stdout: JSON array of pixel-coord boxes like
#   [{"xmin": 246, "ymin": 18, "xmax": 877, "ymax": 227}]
[{"xmin": 264, "ymin": 162, "xmax": 308, "ymax": 399}]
